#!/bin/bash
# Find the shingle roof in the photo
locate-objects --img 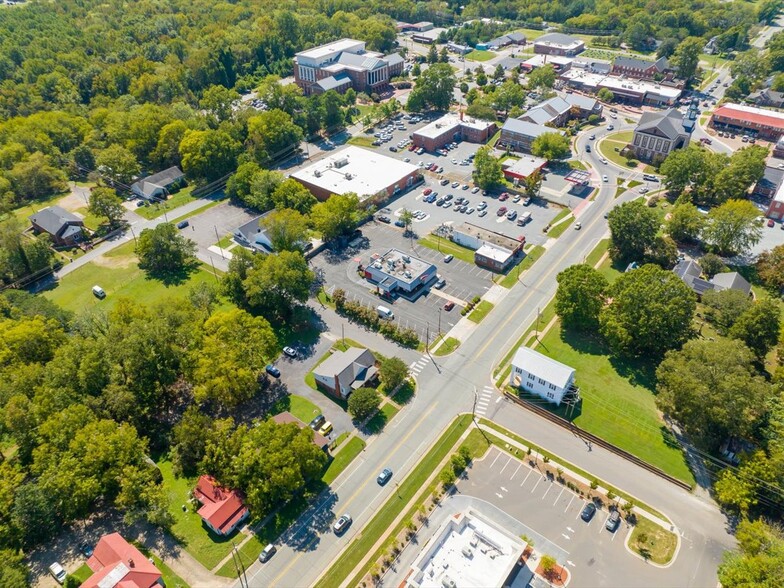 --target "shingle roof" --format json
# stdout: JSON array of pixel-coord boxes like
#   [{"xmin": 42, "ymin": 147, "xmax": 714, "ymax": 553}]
[
  {"xmin": 233, "ymin": 214, "xmax": 274, "ymax": 253},
  {"xmin": 512, "ymin": 346, "xmax": 575, "ymax": 389},
  {"xmin": 313, "ymin": 347, "xmax": 376, "ymax": 392},
  {"xmin": 635, "ymin": 108, "xmax": 687, "ymax": 140},
  {"xmin": 502, "ymin": 118, "xmax": 554, "ymax": 138},
  {"xmin": 711, "ymin": 272, "xmax": 751, "ymax": 296},
  {"xmin": 83, "ymin": 533, "xmax": 161, "ymax": 588},
  {"xmin": 384, "ymin": 52, "xmax": 405, "ymax": 67},
  {"xmin": 131, "ymin": 166, "xmax": 184, "ymax": 198},
  {"xmin": 29, "ymin": 205, "xmax": 83, "ymax": 236}
]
